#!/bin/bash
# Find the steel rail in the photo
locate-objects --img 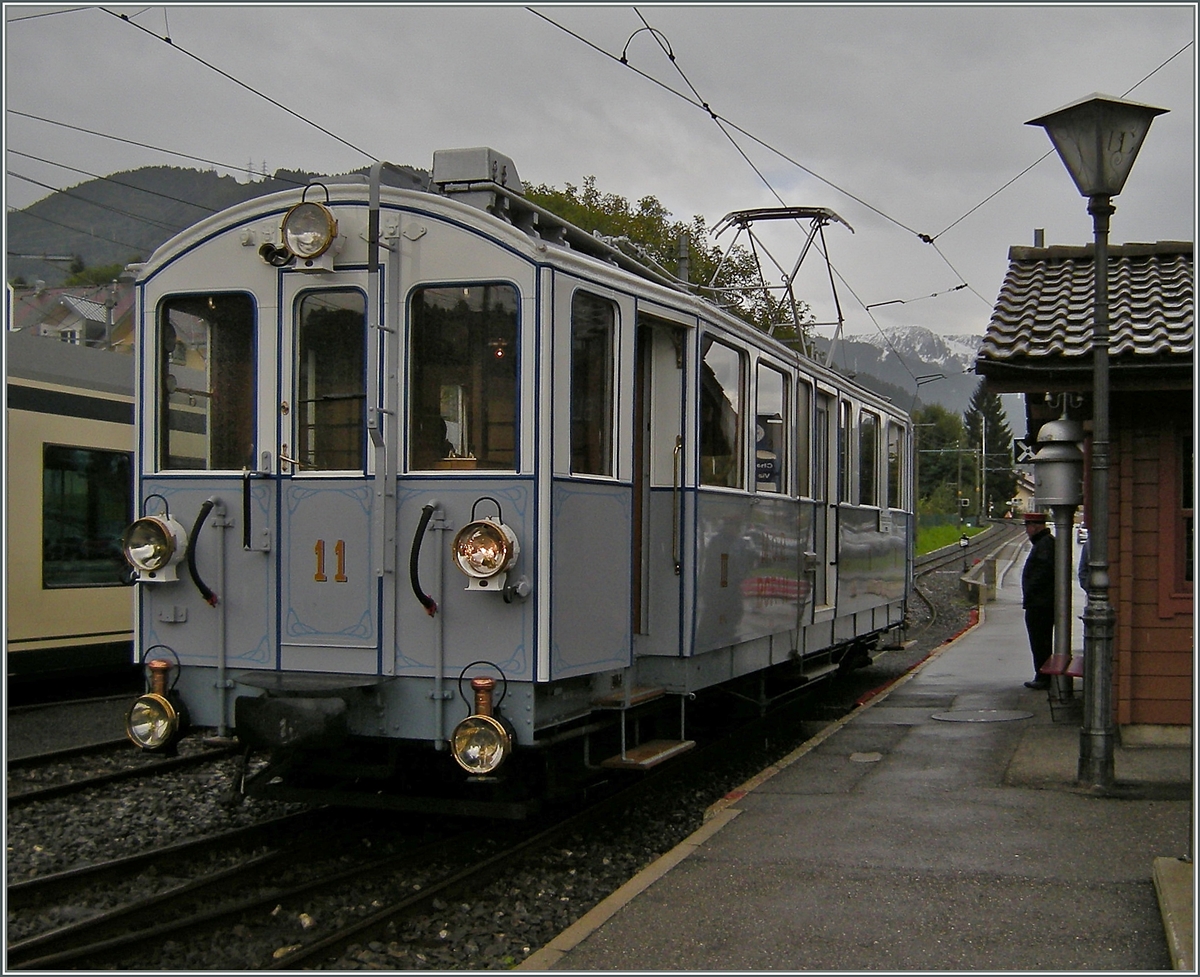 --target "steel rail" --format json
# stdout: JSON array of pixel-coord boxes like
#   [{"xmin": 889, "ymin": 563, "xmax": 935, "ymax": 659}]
[
  {"xmin": 7, "ymin": 826, "xmax": 477, "ymax": 970},
  {"xmin": 6, "ymin": 809, "xmax": 322, "ymax": 908},
  {"xmin": 7, "ymin": 746, "xmax": 237, "ymax": 808}
]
